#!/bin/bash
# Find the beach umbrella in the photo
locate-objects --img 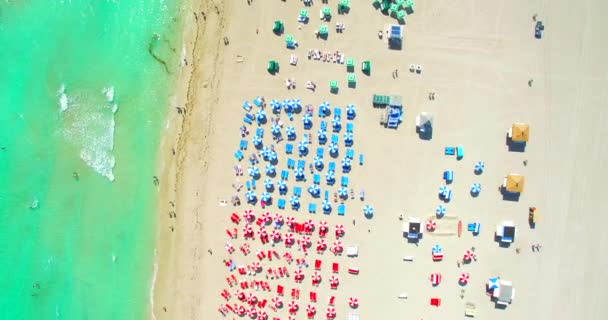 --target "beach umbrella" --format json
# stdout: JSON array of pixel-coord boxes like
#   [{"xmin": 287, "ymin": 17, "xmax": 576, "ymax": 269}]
[
  {"xmin": 288, "ymin": 300, "xmax": 299, "ymax": 313},
  {"xmin": 283, "ymin": 99, "xmax": 293, "ymax": 112},
  {"xmin": 292, "ymin": 98, "xmax": 301, "ymax": 110},
  {"xmin": 285, "ymin": 216, "xmax": 295, "ymax": 227},
  {"xmin": 248, "ymin": 166, "xmax": 260, "ymax": 177},
  {"xmin": 426, "ymin": 219, "xmax": 437, "ymax": 231},
  {"xmin": 265, "ymin": 164, "xmax": 276, "ymax": 175},
  {"xmin": 301, "ymin": 235, "xmax": 312, "ymax": 247},
  {"xmin": 290, "ymin": 195, "xmax": 300, "ymax": 207},
  {"xmin": 243, "ymin": 225, "xmax": 254, "ymax": 237},
  {"xmin": 322, "ymin": 199, "xmax": 331, "ymax": 212},
  {"xmin": 338, "ymin": 187, "xmax": 348, "ymax": 199},
  {"xmin": 298, "ymin": 141, "xmax": 308, "ymax": 155},
  {"xmin": 261, "ymin": 211, "xmax": 271, "ymax": 224},
  {"xmin": 405, "ymin": 0, "xmax": 414, "ymax": 9},
  {"xmin": 325, "ymin": 170, "xmax": 335, "ymax": 183},
  {"xmin": 294, "ymin": 167, "xmax": 305, "ymax": 180},
  {"xmin": 285, "ymin": 125, "xmax": 296, "ymax": 139},
  {"xmin": 304, "ymin": 219, "xmax": 314, "ymax": 232},
  {"xmin": 263, "ymin": 178, "xmax": 273, "ymax": 190},
  {"xmin": 285, "ymin": 34, "xmax": 293, "ymax": 43},
  {"xmin": 331, "ymin": 240, "xmax": 343, "ymax": 254},
  {"xmin": 293, "ymin": 268, "xmax": 304, "ymax": 280},
  {"xmin": 286, "ymin": 99, "xmax": 296, "ymax": 111},
  {"xmin": 463, "ymin": 250, "xmax": 474, "ymax": 262},
  {"xmin": 261, "ymin": 146, "xmax": 271, "ymax": 159},
  {"xmin": 319, "ymin": 220, "xmax": 328, "ymax": 232},
  {"xmin": 341, "ymin": 157, "xmax": 351, "ymax": 171},
  {"xmin": 328, "ymin": 275, "xmax": 339, "ymax": 287},
  {"xmin": 272, "ymin": 296, "xmax": 283, "ymax": 308},
  {"xmin": 335, "ymin": 224, "xmax": 345, "ymax": 237},
  {"xmin": 318, "ymin": 129, "xmax": 327, "ymax": 143},
  {"xmin": 471, "ymin": 183, "xmax": 481, "ymax": 194},
  {"xmin": 316, "ymin": 239, "xmax": 327, "ymax": 252},
  {"xmin": 273, "ymin": 213, "xmax": 283, "ymax": 224},
  {"xmin": 299, "ymin": 8, "xmax": 308, "ymax": 18},
  {"xmin": 271, "ymin": 229, "xmax": 281, "ymax": 242},
  {"xmin": 313, "ymin": 156, "xmax": 323, "ymax": 169},
  {"xmin": 236, "ymin": 305, "xmax": 246, "ymax": 316},
  {"xmin": 363, "ymin": 205, "xmax": 374, "ymax": 218},
  {"xmin": 331, "ymin": 117, "xmax": 341, "ymax": 131},
  {"xmin": 308, "ymin": 184, "xmax": 321, "ymax": 197},
  {"xmin": 257, "ymin": 310, "xmax": 267, "ymax": 320},
  {"xmin": 256, "ymin": 109, "xmax": 266, "ymax": 122},
  {"xmin": 459, "ymin": 273, "xmax": 470, "ymax": 285},
  {"xmin": 257, "ymin": 228, "xmax": 268, "ymax": 239},
  {"xmin": 306, "ymin": 304, "xmax": 317, "ymax": 317},
  {"xmin": 247, "ymin": 292, "xmax": 258, "ymax": 305},
  {"xmin": 236, "ymin": 289, "xmax": 246, "ymax": 301},
  {"xmin": 488, "ymin": 278, "xmax": 499, "ymax": 290},
  {"xmin": 438, "ymin": 185, "xmax": 448, "ymax": 197},
  {"xmin": 284, "ymin": 232, "xmax": 295, "ymax": 246},
  {"xmin": 245, "ymin": 191, "xmax": 256, "ymax": 203},
  {"xmin": 326, "ymin": 307, "xmax": 336, "ymax": 319},
  {"xmin": 270, "ymin": 99, "xmax": 281, "ymax": 113},
  {"xmin": 430, "ymin": 273, "xmax": 442, "ymax": 286},
  {"xmin": 267, "ymin": 151, "xmax": 277, "ymax": 163},
  {"xmin": 328, "ymin": 142, "xmax": 338, "ymax": 154},
  {"xmin": 277, "ymin": 179, "xmax": 287, "ymax": 191},
  {"xmin": 271, "ymin": 123, "xmax": 281, "ymax": 136},
  {"xmin": 311, "ymin": 271, "xmax": 321, "ymax": 283},
  {"xmin": 319, "ymin": 101, "xmax": 330, "ymax": 115},
  {"xmin": 344, "ymin": 131, "xmax": 353, "ymax": 144},
  {"xmin": 431, "ymin": 244, "xmax": 442, "ymax": 254},
  {"xmin": 252, "ymin": 134, "xmax": 262, "ymax": 147},
  {"xmin": 250, "ymin": 260, "xmax": 261, "ymax": 272},
  {"xmin": 348, "ymin": 297, "xmax": 358, "ymax": 308},
  {"xmin": 346, "ymin": 104, "xmax": 355, "ymax": 119},
  {"xmin": 474, "ymin": 161, "xmax": 485, "ymax": 173},
  {"xmin": 436, "ymin": 204, "xmax": 446, "ymax": 217},
  {"xmin": 302, "ymin": 113, "xmax": 312, "ymax": 128},
  {"xmin": 243, "ymin": 209, "xmax": 255, "ymax": 223}
]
